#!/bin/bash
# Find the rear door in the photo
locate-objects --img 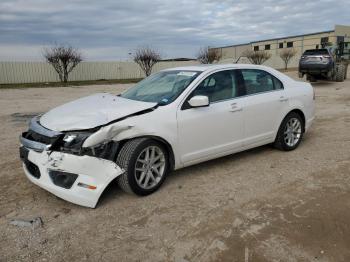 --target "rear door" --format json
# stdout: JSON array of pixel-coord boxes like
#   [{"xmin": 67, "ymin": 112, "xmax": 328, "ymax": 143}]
[{"xmin": 238, "ymin": 69, "xmax": 287, "ymax": 147}]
